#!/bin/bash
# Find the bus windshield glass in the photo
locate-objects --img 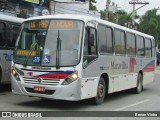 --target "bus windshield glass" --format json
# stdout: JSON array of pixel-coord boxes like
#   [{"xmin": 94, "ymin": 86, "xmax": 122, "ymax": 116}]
[{"xmin": 14, "ymin": 19, "xmax": 83, "ymax": 67}]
